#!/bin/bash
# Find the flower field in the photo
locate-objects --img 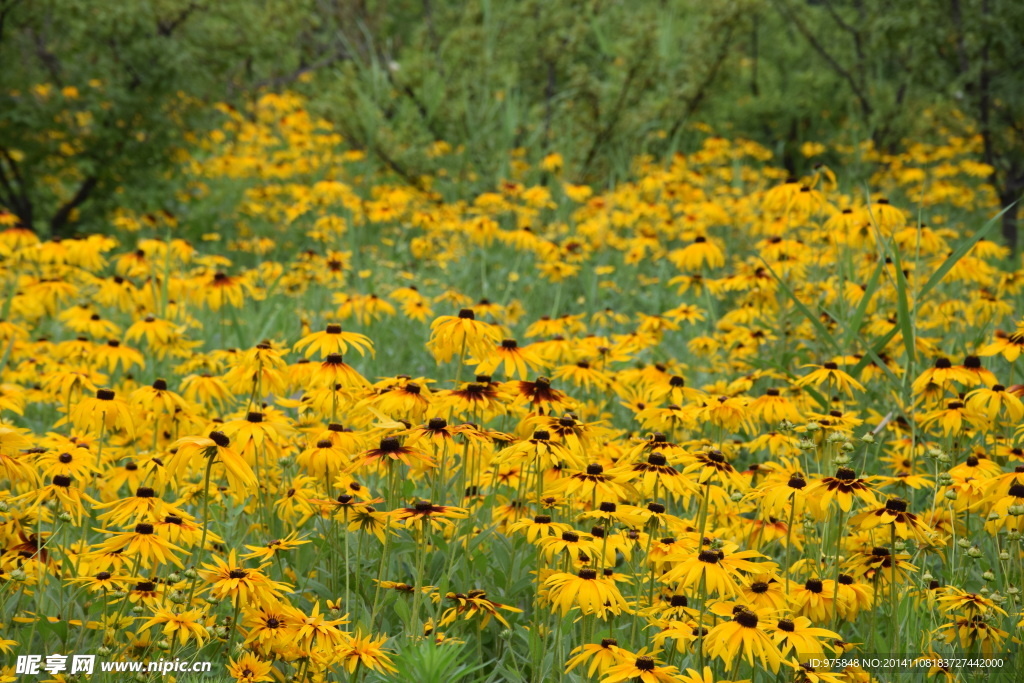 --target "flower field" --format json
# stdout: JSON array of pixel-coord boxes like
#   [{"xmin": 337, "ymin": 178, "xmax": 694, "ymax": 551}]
[{"xmin": 1, "ymin": 92, "xmax": 1022, "ymax": 683}]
